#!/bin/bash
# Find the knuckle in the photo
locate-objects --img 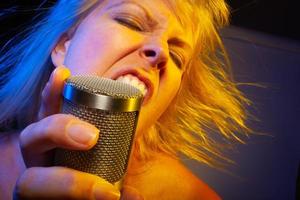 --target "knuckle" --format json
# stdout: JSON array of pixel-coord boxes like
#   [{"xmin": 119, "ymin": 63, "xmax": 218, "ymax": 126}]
[
  {"xmin": 20, "ymin": 114, "xmax": 82, "ymax": 150},
  {"xmin": 57, "ymin": 168, "xmax": 98, "ymax": 198},
  {"xmin": 19, "ymin": 123, "xmax": 37, "ymax": 146},
  {"xmin": 41, "ymin": 114, "xmax": 78, "ymax": 144},
  {"xmin": 51, "ymin": 167, "xmax": 87, "ymax": 197},
  {"xmin": 45, "ymin": 113, "xmax": 75, "ymax": 126},
  {"xmin": 41, "ymin": 114, "xmax": 73, "ymax": 135},
  {"xmin": 14, "ymin": 168, "xmax": 37, "ymax": 196},
  {"xmin": 56, "ymin": 167, "xmax": 76, "ymax": 186}
]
